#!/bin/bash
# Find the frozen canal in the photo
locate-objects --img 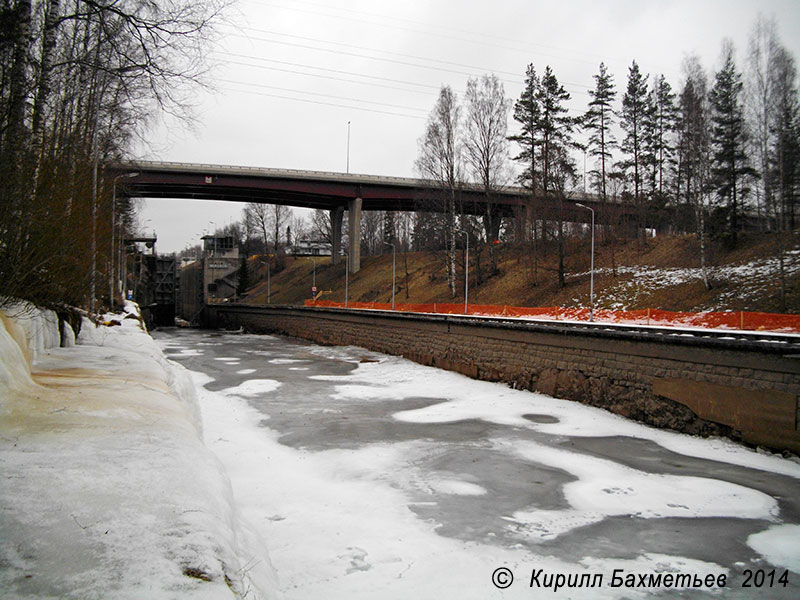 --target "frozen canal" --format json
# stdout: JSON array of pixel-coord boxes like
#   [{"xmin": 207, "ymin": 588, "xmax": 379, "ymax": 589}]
[{"xmin": 154, "ymin": 328, "xmax": 800, "ymax": 599}]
